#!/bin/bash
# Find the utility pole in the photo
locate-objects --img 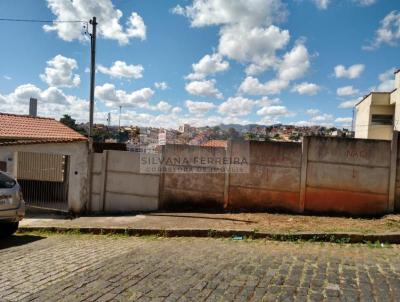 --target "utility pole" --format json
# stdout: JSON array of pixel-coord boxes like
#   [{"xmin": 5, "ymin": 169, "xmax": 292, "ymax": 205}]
[
  {"xmin": 119, "ymin": 105, "xmax": 122, "ymax": 132},
  {"xmin": 87, "ymin": 16, "xmax": 97, "ymax": 213},
  {"xmin": 88, "ymin": 16, "xmax": 97, "ymax": 152}
]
